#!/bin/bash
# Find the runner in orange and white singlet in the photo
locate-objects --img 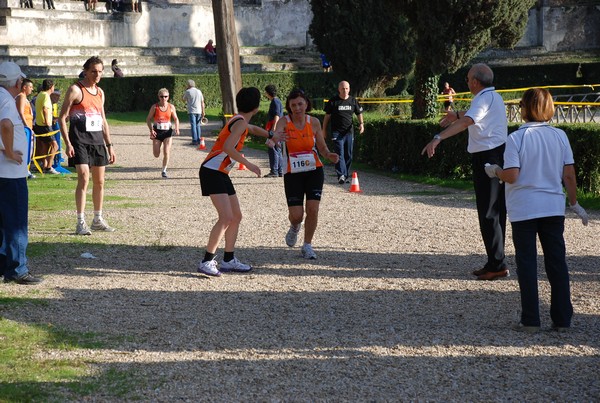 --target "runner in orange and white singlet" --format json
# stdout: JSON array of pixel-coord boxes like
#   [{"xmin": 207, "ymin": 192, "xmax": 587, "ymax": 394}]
[
  {"xmin": 275, "ymin": 89, "xmax": 339, "ymax": 260},
  {"xmin": 59, "ymin": 56, "xmax": 116, "ymax": 236},
  {"xmin": 201, "ymin": 114, "xmax": 249, "ymax": 174},
  {"xmin": 146, "ymin": 88, "xmax": 179, "ymax": 178},
  {"xmin": 197, "ymin": 87, "xmax": 284, "ymax": 277}
]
